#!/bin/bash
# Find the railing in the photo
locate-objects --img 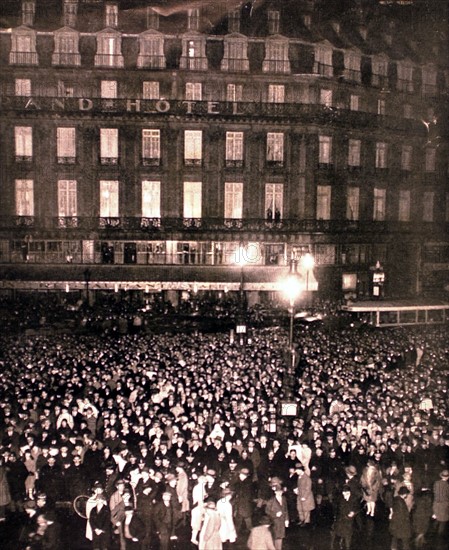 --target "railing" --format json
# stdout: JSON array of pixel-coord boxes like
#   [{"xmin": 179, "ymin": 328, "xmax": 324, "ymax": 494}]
[
  {"xmin": 0, "ymin": 216, "xmax": 446, "ymax": 236},
  {"xmin": 94, "ymin": 54, "xmax": 124, "ymax": 68},
  {"xmin": 9, "ymin": 52, "xmax": 38, "ymax": 65},
  {"xmin": 262, "ymin": 60, "xmax": 291, "ymax": 74},
  {"xmin": 136, "ymin": 55, "xmax": 166, "ymax": 69},
  {"xmin": 51, "ymin": 52, "xmax": 81, "ymax": 66}
]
